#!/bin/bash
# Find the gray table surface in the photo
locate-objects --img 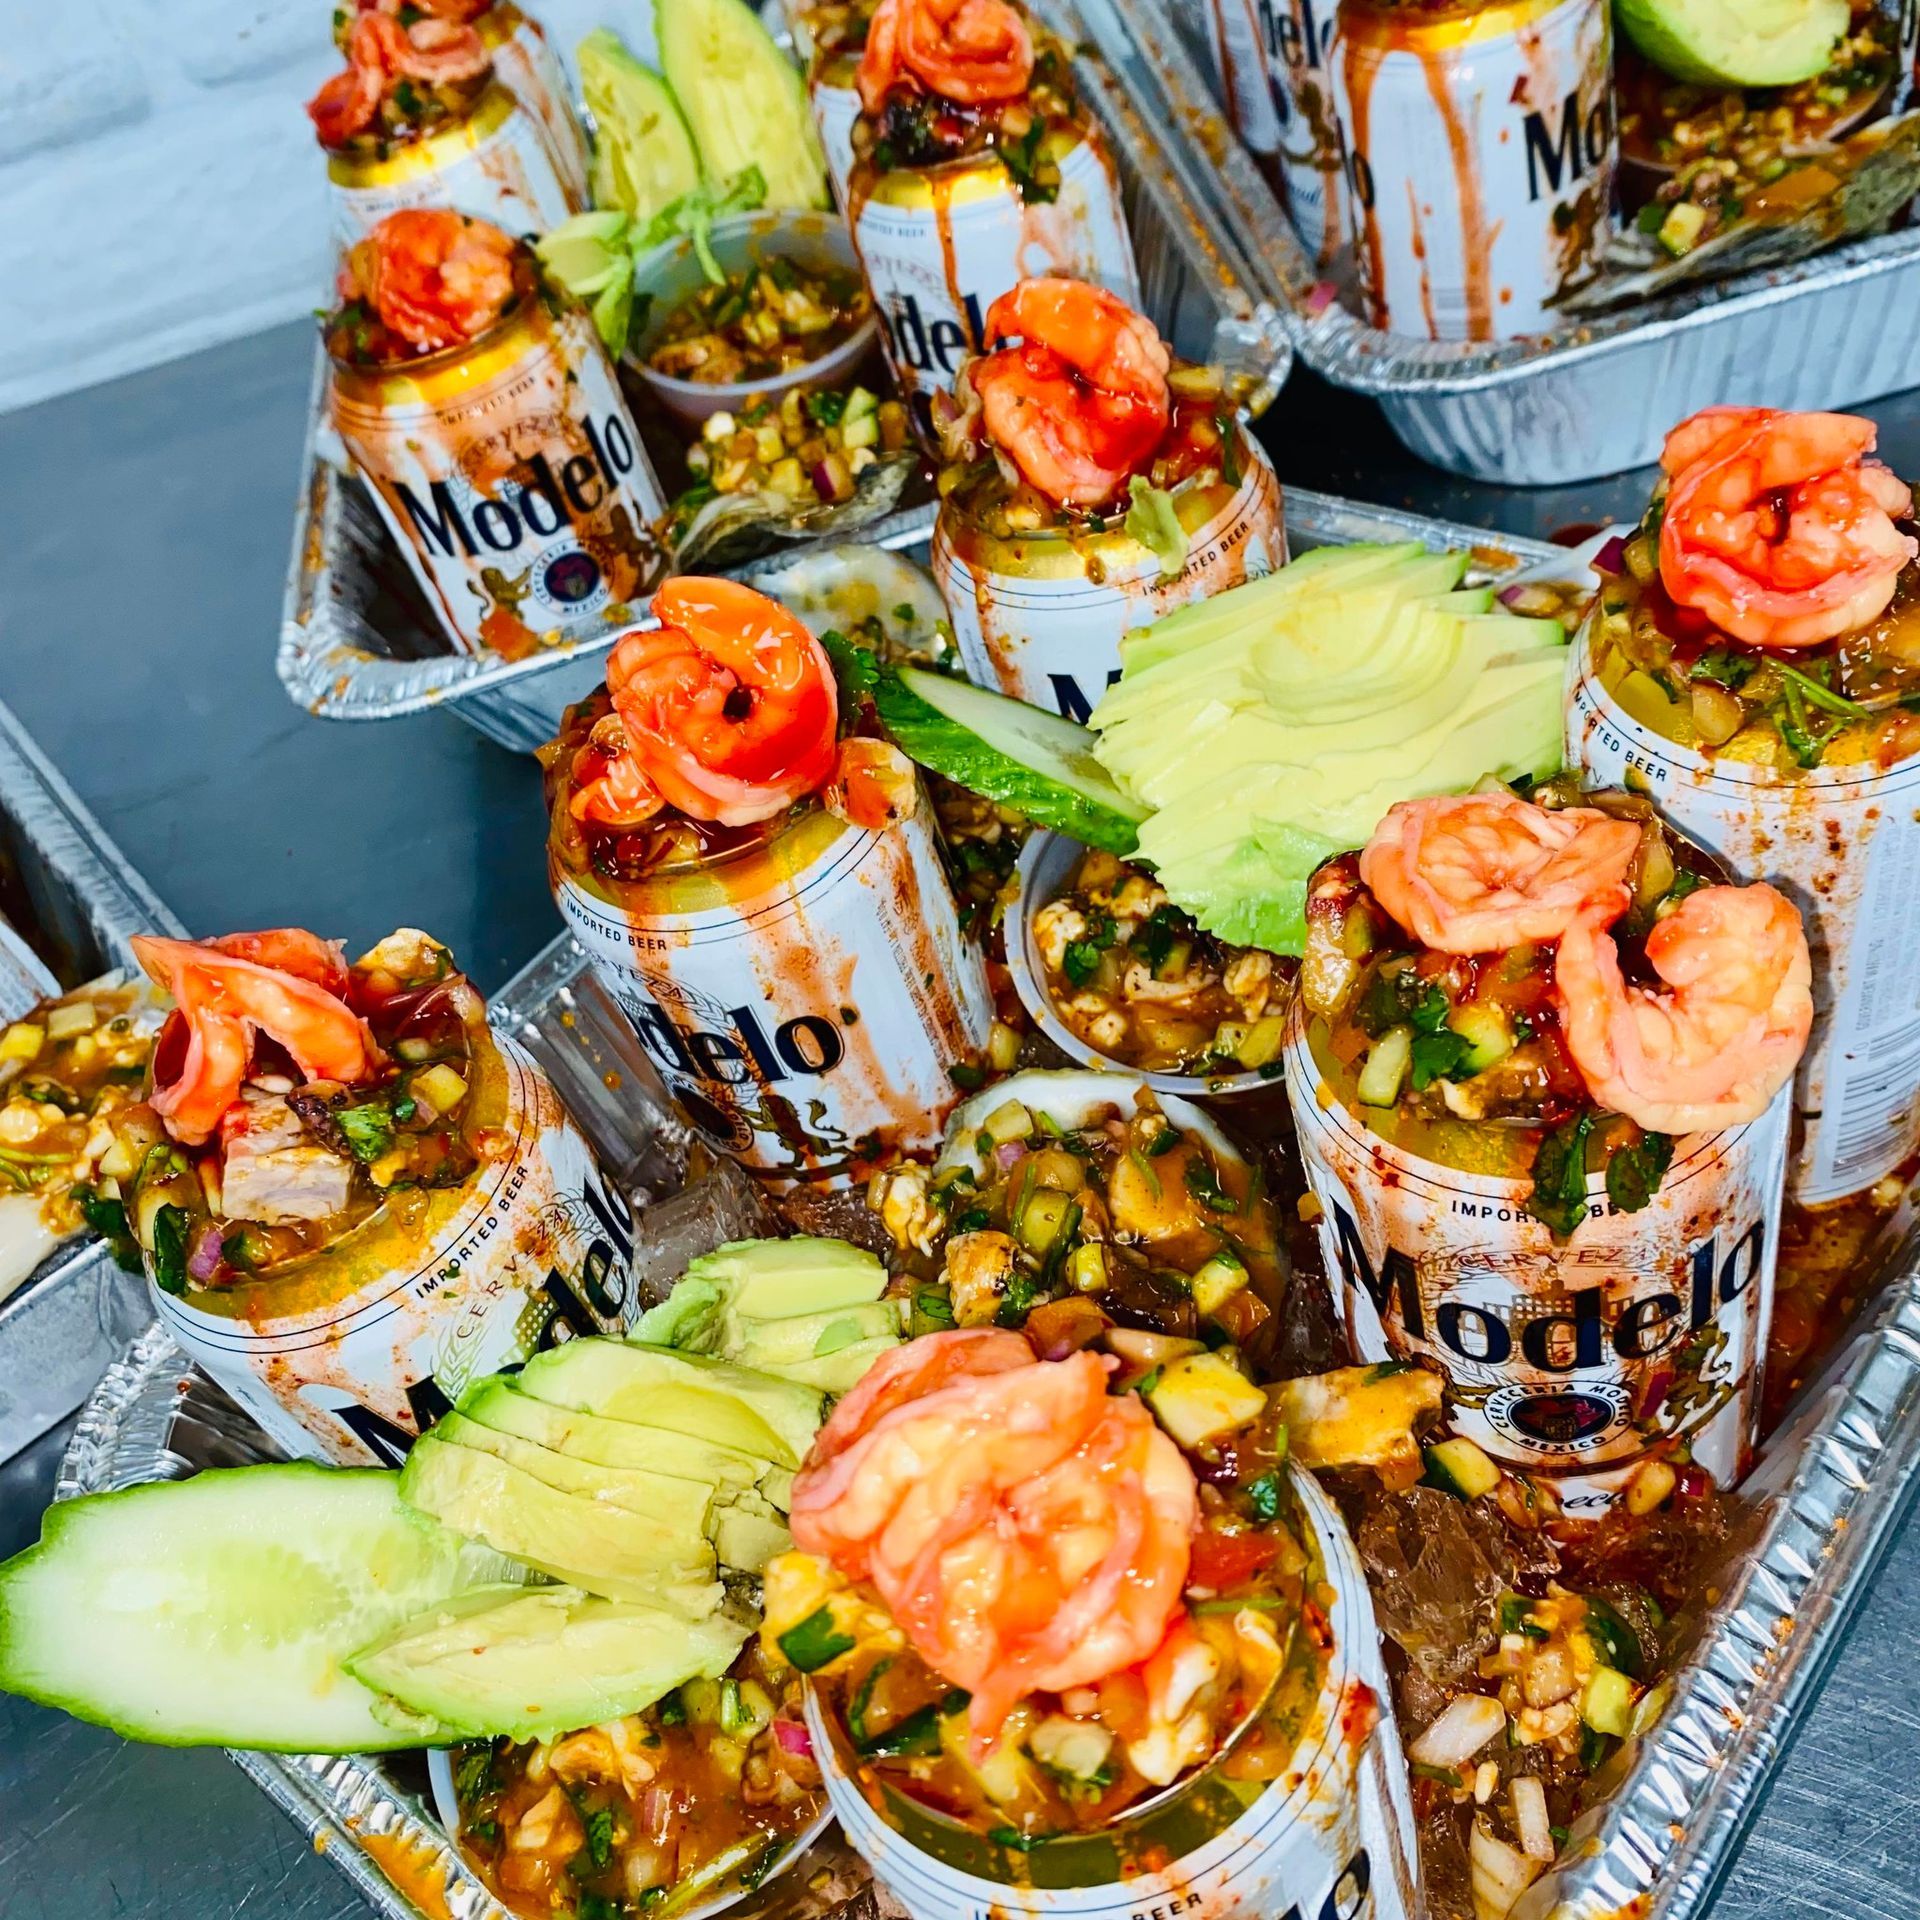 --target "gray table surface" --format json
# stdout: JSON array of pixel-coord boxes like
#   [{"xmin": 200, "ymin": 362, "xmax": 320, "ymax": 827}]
[{"xmin": 0, "ymin": 324, "xmax": 1915, "ymax": 1919}]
